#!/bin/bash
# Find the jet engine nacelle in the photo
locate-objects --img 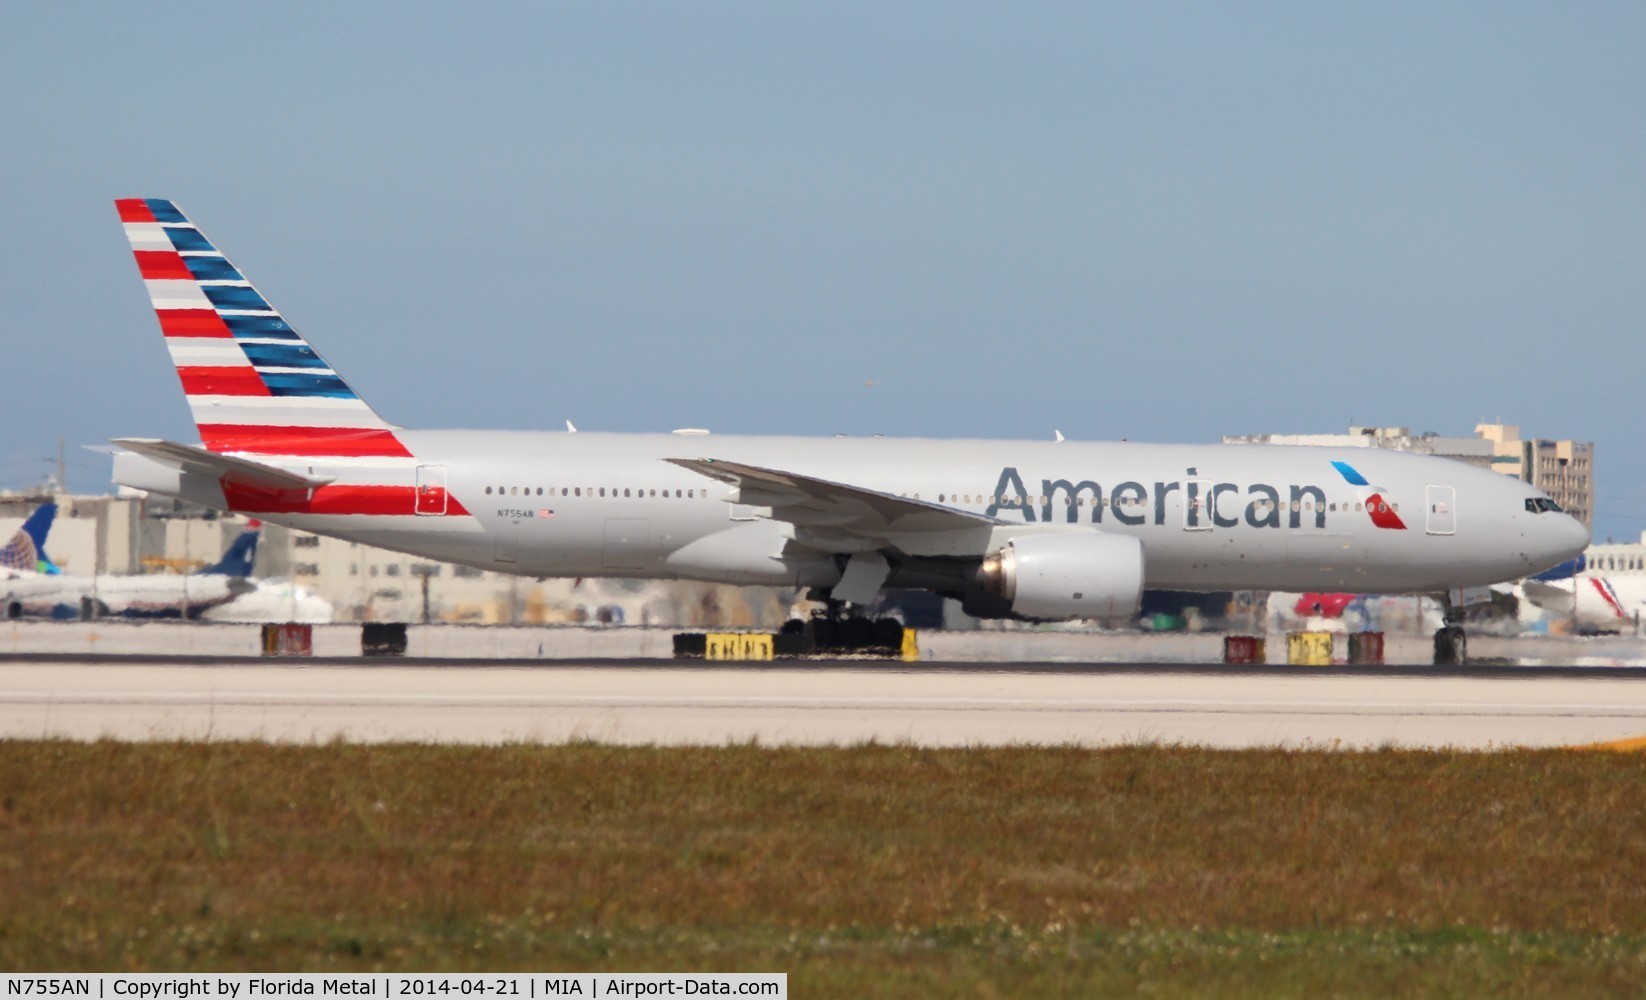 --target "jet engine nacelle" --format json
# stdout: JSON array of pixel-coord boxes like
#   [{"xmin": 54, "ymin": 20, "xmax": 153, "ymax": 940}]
[{"xmin": 979, "ymin": 532, "xmax": 1144, "ymax": 622}]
